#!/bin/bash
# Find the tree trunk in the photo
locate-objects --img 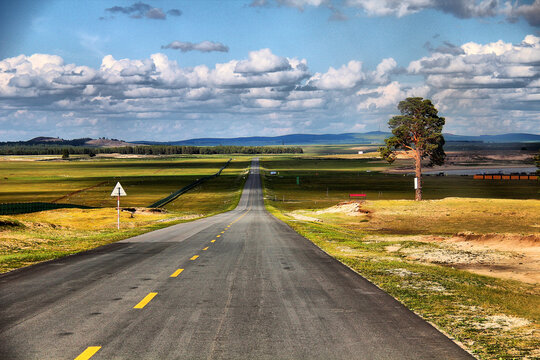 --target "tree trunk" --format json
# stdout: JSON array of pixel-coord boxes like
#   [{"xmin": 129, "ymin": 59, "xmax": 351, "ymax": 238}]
[{"xmin": 415, "ymin": 149, "xmax": 422, "ymax": 201}]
